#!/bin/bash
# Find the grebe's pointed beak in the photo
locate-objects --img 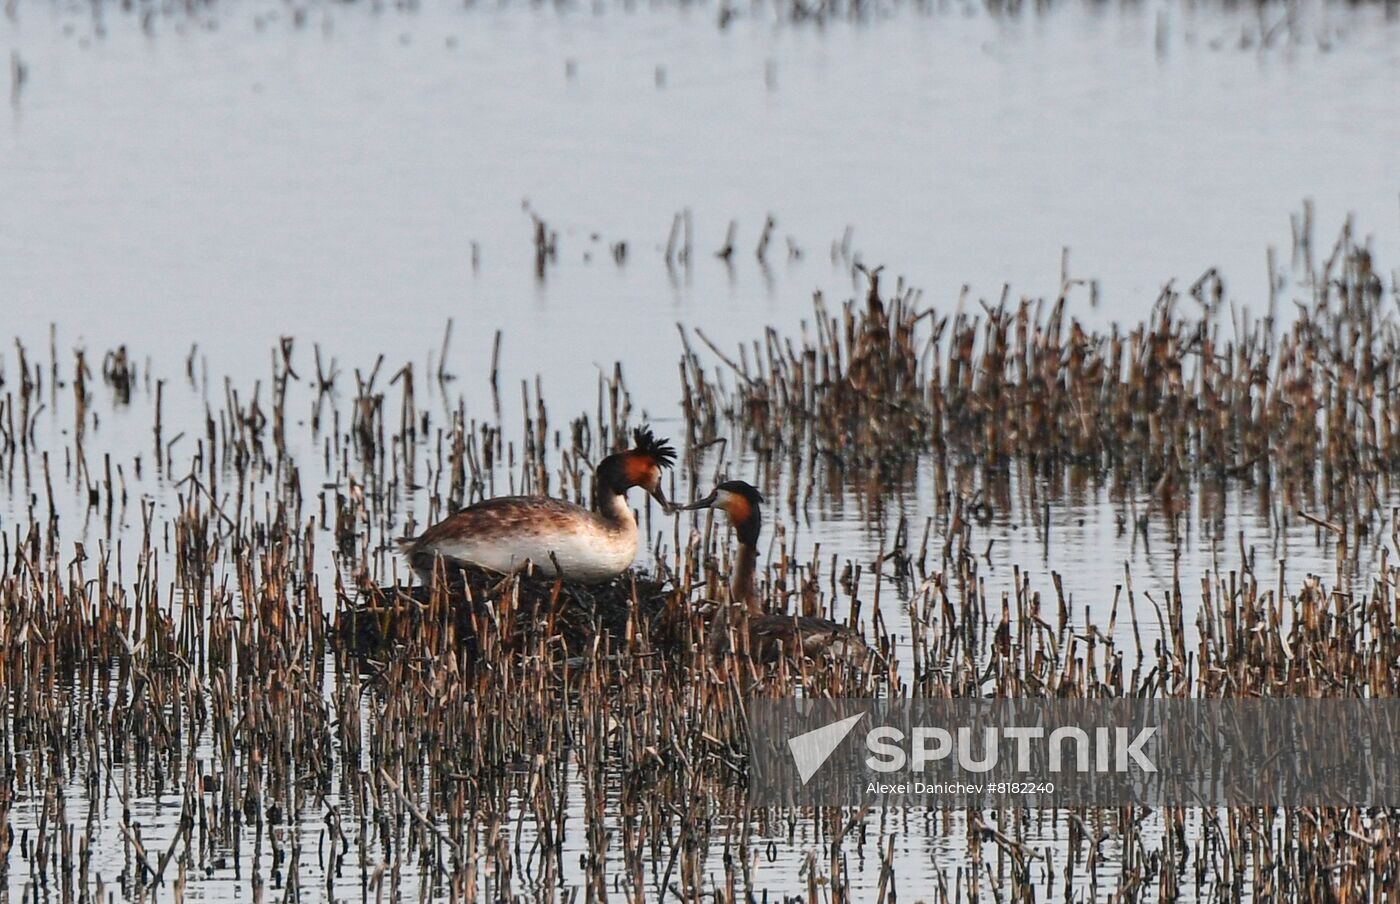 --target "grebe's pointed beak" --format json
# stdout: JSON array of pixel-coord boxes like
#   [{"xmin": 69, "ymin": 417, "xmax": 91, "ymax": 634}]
[
  {"xmin": 649, "ymin": 484, "xmax": 671, "ymax": 511},
  {"xmin": 677, "ymin": 490, "xmax": 718, "ymax": 511}
]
